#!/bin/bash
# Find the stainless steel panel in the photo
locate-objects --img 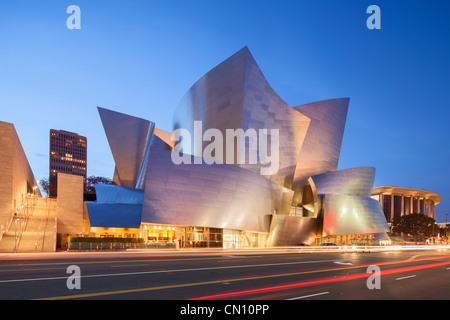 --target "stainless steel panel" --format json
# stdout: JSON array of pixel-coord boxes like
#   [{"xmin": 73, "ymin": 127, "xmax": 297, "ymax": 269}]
[
  {"xmin": 266, "ymin": 215, "xmax": 320, "ymax": 246},
  {"xmin": 93, "ymin": 48, "xmax": 391, "ymax": 245},
  {"xmin": 98, "ymin": 107, "xmax": 153, "ymax": 189},
  {"xmin": 141, "ymin": 147, "xmax": 293, "ymax": 232},
  {"xmin": 173, "ymin": 47, "xmax": 310, "ymax": 189},
  {"xmin": 323, "ymin": 194, "xmax": 390, "ymax": 236},
  {"xmin": 292, "ymin": 98, "xmax": 349, "ymax": 203},
  {"xmin": 310, "ymin": 167, "xmax": 376, "ymax": 197}
]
